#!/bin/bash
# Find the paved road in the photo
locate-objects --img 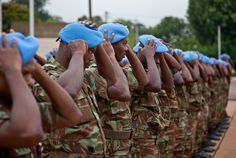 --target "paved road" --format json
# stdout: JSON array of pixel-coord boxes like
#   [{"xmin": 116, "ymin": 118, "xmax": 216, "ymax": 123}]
[
  {"xmin": 37, "ymin": 38, "xmax": 58, "ymax": 57},
  {"xmin": 214, "ymin": 77, "xmax": 236, "ymax": 158},
  {"xmin": 228, "ymin": 77, "xmax": 236, "ymax": 100}
]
